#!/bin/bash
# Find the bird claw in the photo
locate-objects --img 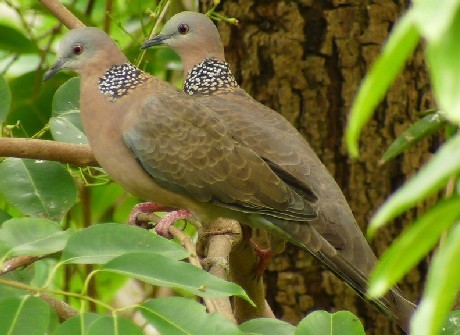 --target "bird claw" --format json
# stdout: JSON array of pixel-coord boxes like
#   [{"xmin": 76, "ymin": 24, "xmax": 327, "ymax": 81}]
[
  {"xmin": 154, "ymin": 209, "xmax": 191, "ymax": 239},
  {"xmin": 128, "ymin": 202, "xmax": 174, "ymax": 228},
  {"xmin": 250, "ymin": 240, "xmax": 273, "ymax": 279}
]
